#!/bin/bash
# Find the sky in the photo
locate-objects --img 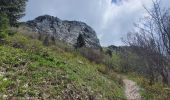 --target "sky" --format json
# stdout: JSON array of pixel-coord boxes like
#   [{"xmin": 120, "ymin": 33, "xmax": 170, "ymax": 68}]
[{"xmin": 22, "ymin": 0, "xmax": 169, "ymax": 46}]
